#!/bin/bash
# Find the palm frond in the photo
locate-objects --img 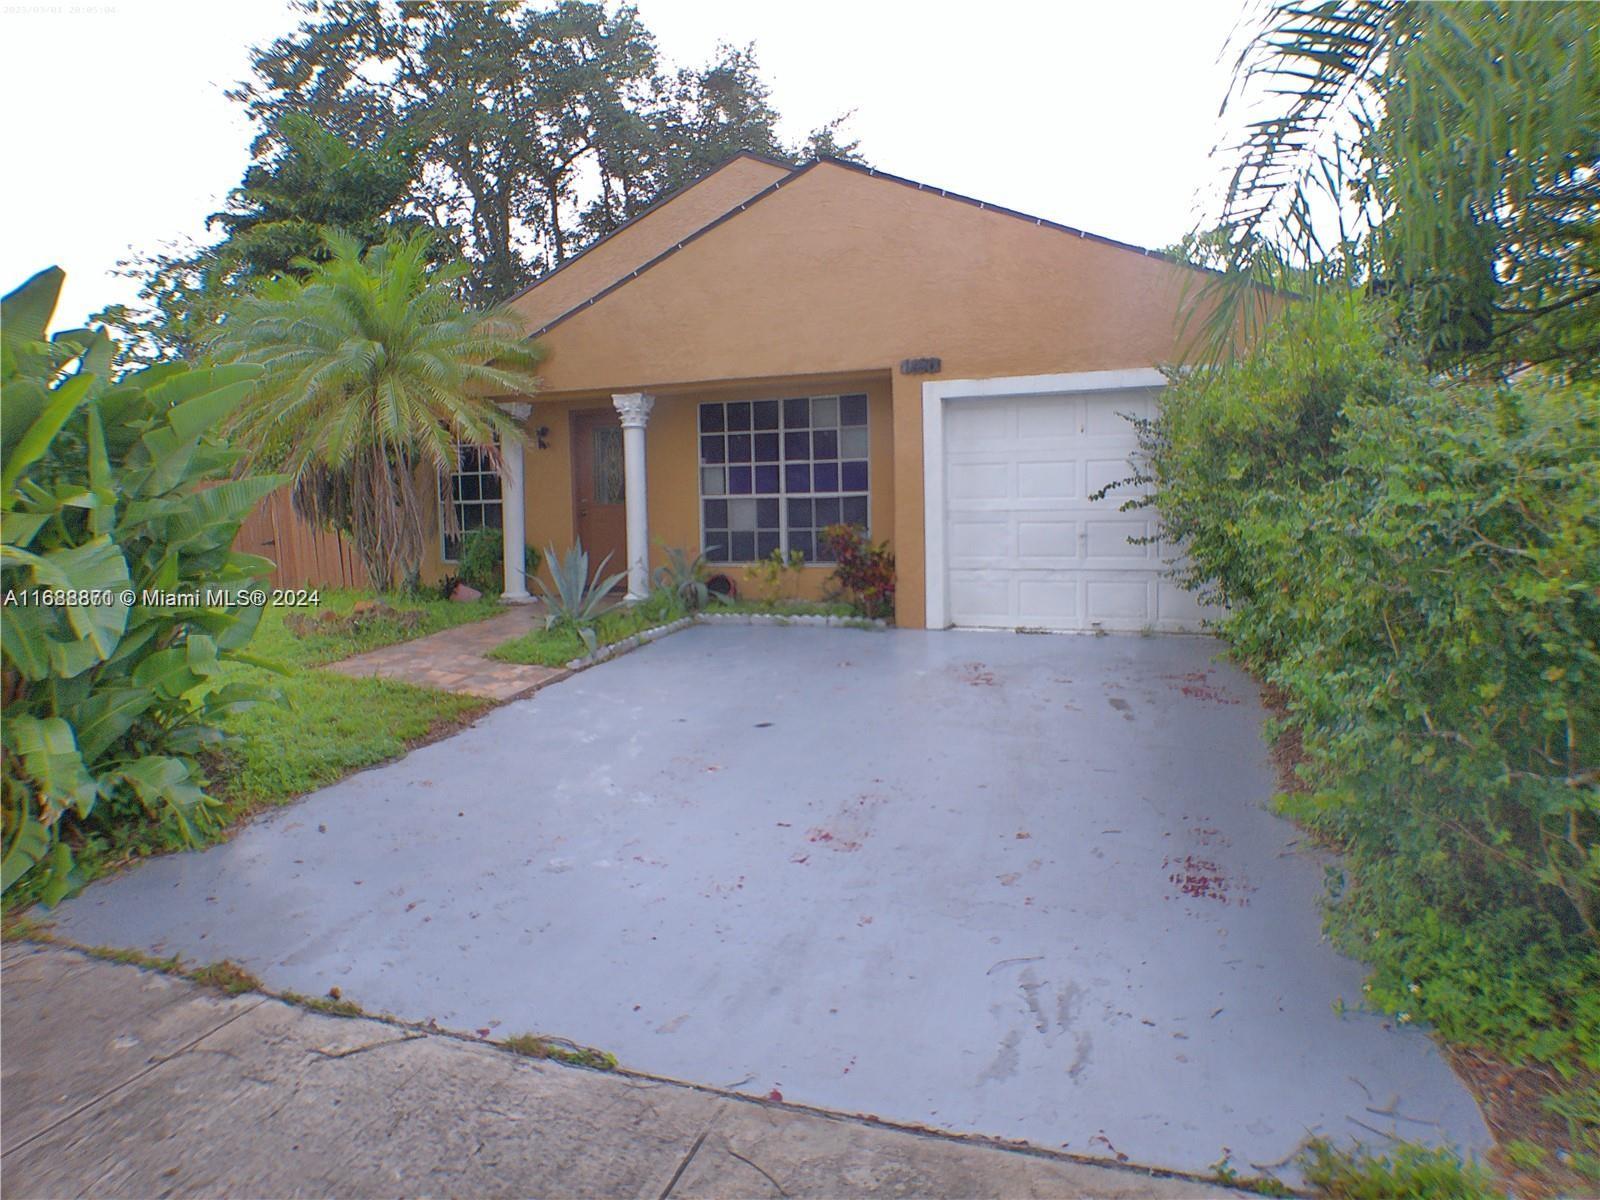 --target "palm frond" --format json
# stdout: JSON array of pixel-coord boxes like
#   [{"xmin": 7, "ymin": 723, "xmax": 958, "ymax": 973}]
[
  {"xmin": 206, "ymin": 228, "xmax": 546, "ymax": 586},
  {"xmin": 1191, "ymin": 0, "xmax": 1598, "ymax": 379}
]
